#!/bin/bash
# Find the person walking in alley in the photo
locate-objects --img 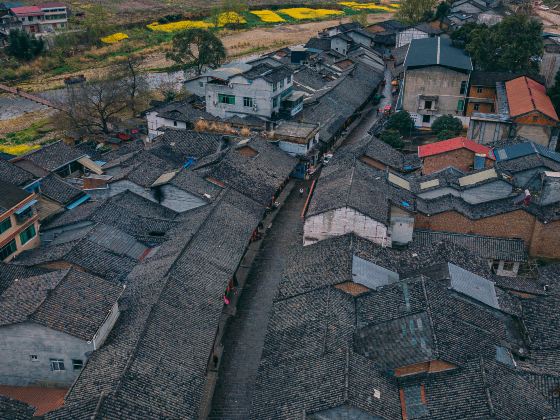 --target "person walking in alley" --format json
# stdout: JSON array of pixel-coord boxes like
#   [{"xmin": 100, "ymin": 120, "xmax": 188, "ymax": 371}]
[{"xmin": 299, "ymin": 187, "xmax": 304, "ymax": 197}]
